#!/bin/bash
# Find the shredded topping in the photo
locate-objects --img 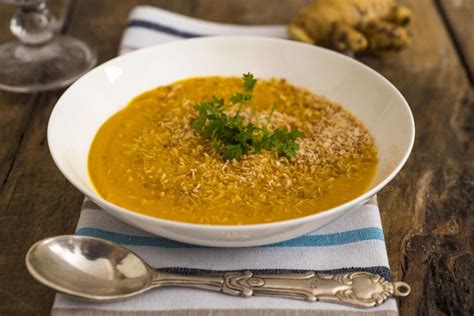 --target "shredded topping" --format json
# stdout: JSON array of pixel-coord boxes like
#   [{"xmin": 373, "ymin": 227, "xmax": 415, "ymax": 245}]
[{"xmin": 91, "ymin": 77, "xmax": 378, "ymax": 224}]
